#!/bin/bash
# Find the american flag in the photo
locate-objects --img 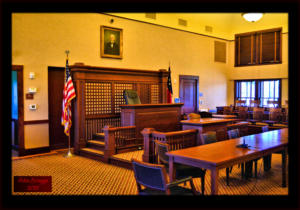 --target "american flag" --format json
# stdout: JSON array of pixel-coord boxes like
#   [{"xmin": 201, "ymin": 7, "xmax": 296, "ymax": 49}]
[
  {"xmin": 167, "ymin": 66, "xmax": 173, "ymax": 103},
  {"xmin": 61, "ymin": 58, "xmax": 76, "ymax": 136}
]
